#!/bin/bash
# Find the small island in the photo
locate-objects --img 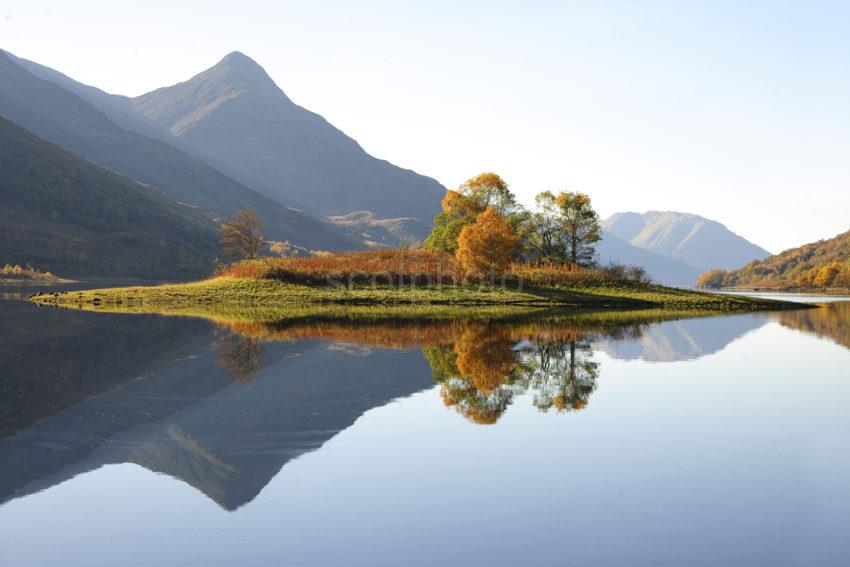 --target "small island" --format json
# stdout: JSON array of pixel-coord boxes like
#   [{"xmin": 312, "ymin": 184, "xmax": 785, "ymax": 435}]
[
  {"xmin": 32, "ymin": 250, "xmax": 798, "ymax": 312},
  {"xmin": 31, "ymin": 175, "xmax": 804, "ymax": 313}
]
